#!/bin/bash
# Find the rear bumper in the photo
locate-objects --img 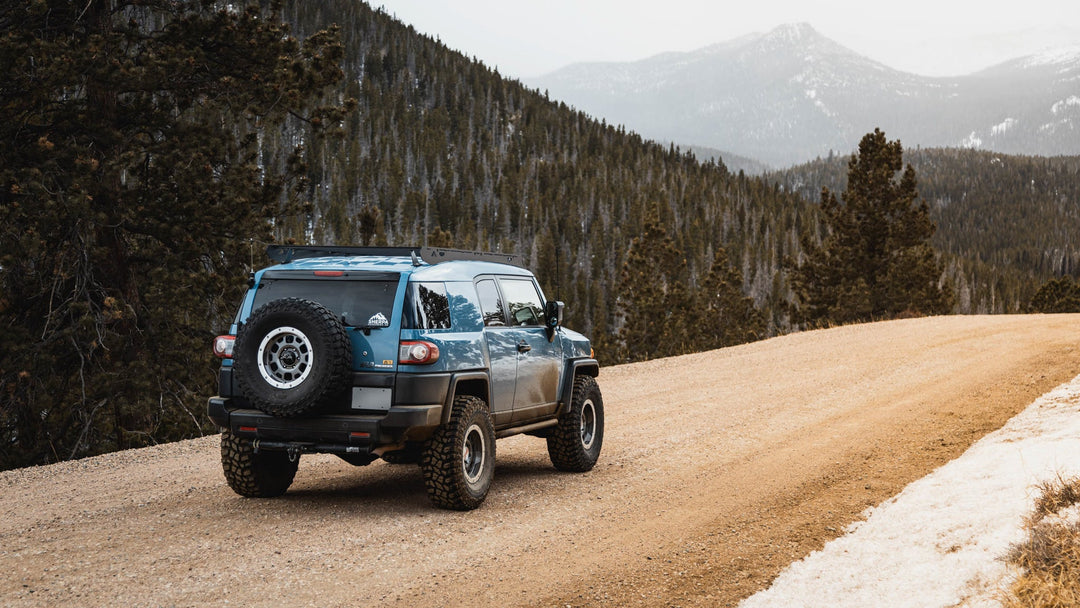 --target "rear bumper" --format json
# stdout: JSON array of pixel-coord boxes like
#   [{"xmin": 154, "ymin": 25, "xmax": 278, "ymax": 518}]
[
  {"xmin": 207, "ymin": 396, "xmax": 442, "ymax": 451},
  {"xmin": 208, "ymin": 369, "xmax": 453, "ymax": 452}
]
